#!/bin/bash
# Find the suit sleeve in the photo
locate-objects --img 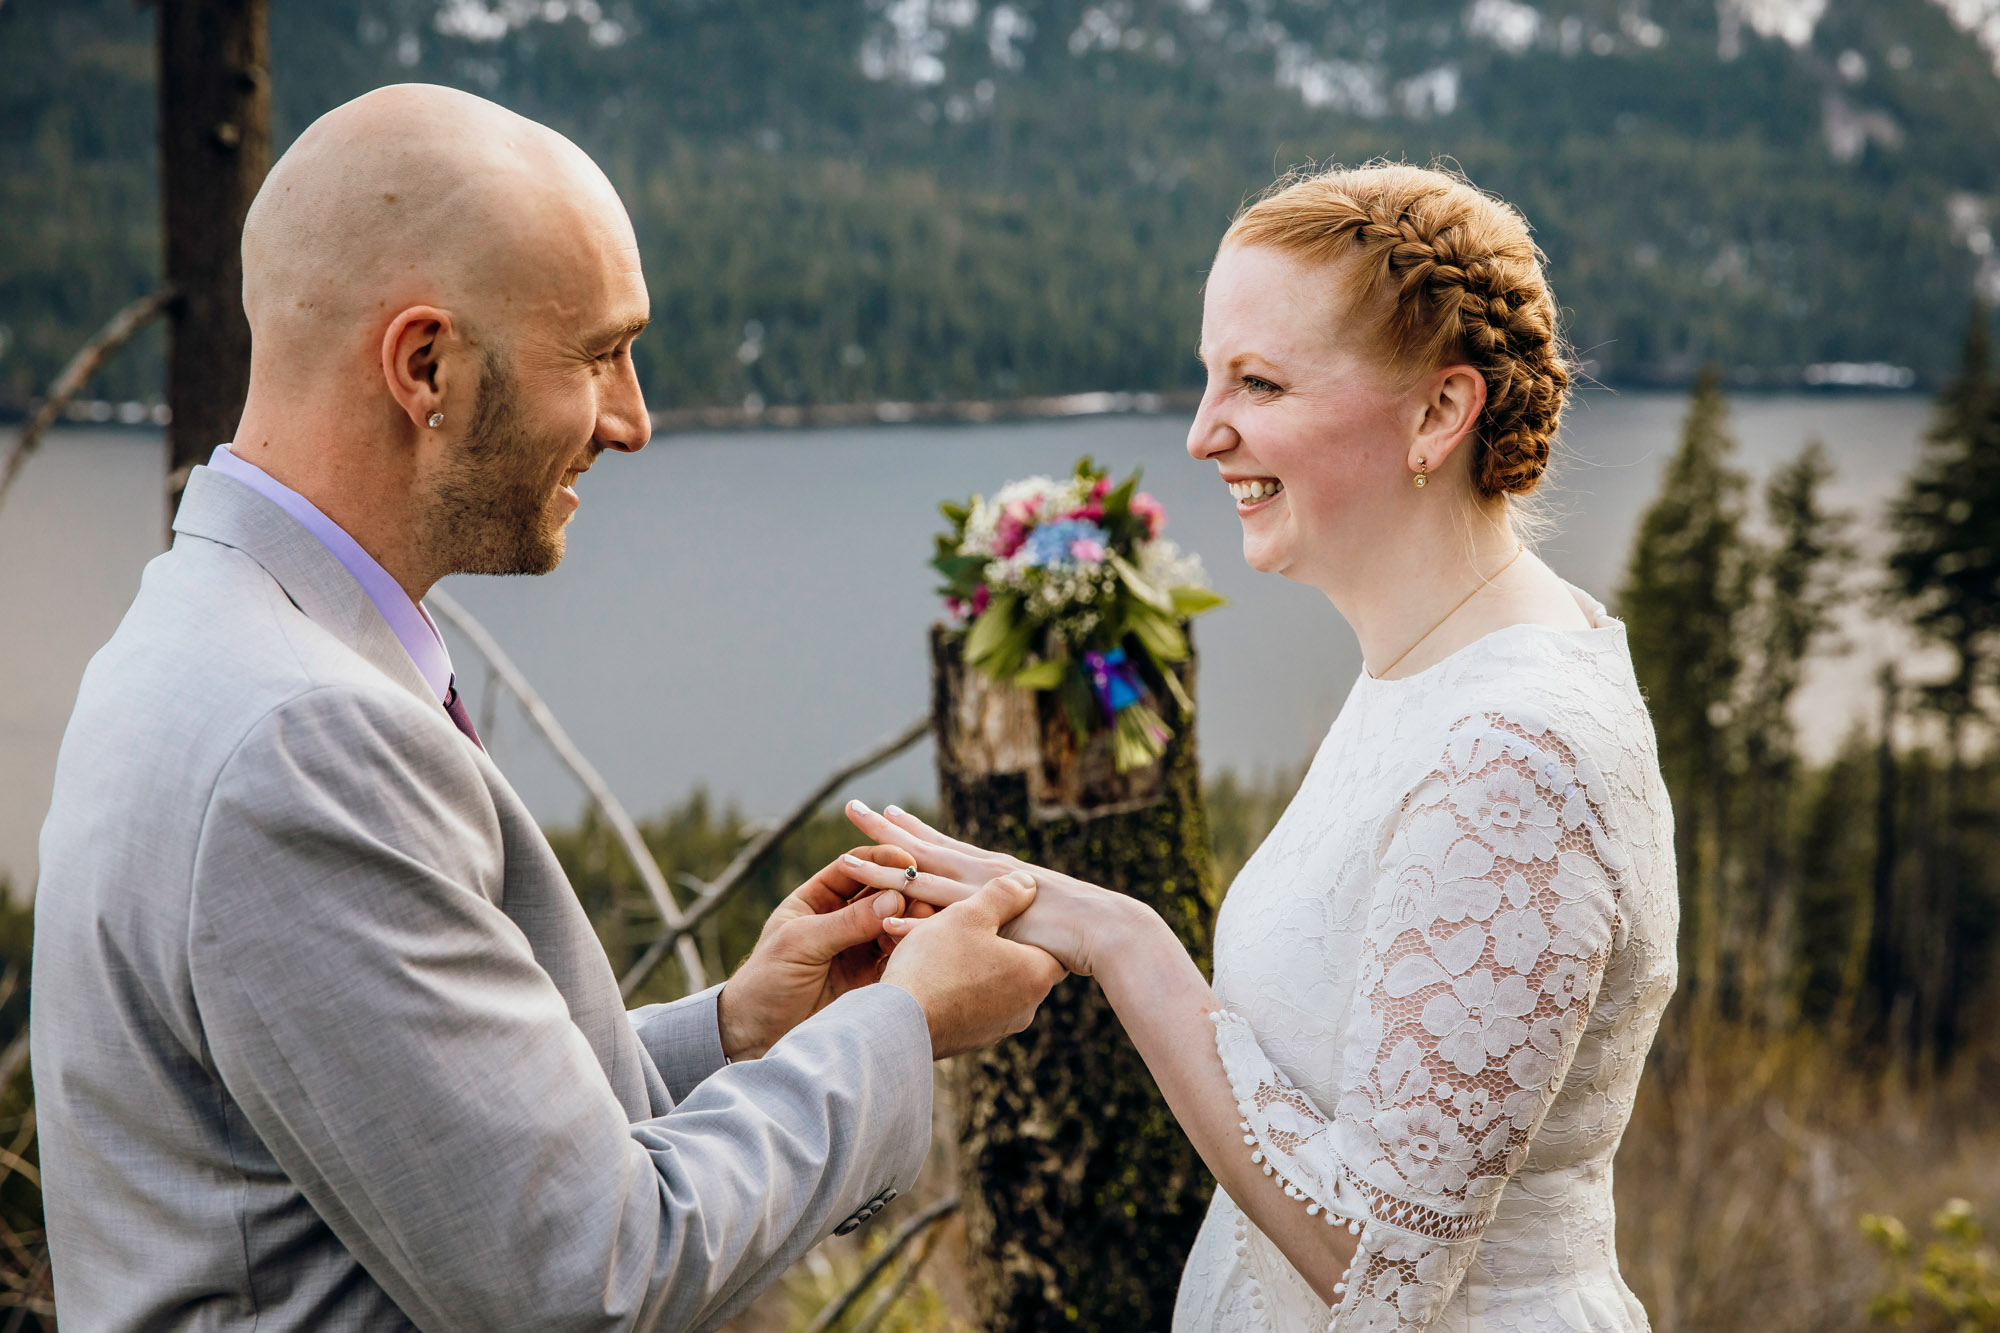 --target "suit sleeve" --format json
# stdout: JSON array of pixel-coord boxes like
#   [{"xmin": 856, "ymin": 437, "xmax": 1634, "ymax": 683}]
[
  {"xmin": 630, "ymin": 988, "xmax": 729, "ymax": 1104},
  {"xmin": 187, "ymin": 685, "xmax": 933, "ymax": 1333}
]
